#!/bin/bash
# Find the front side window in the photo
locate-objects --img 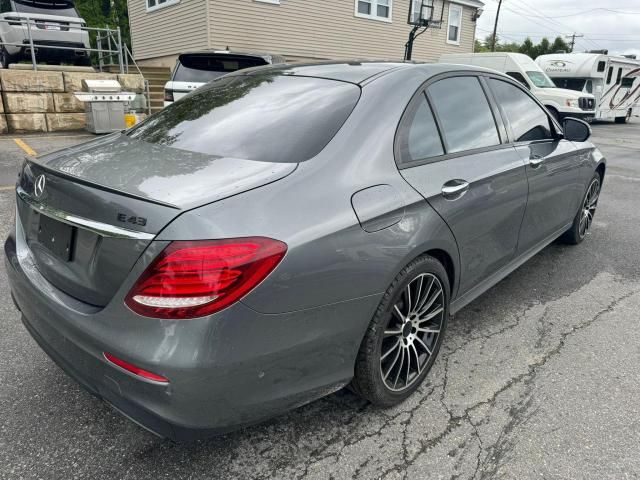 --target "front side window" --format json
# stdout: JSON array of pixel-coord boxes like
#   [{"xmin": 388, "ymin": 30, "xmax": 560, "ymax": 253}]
[
  {"xmin": 447, "ymin": 4, "xmax": 462, "ymax": 44},
  {"xmin": 489, "ymin": 79, "xmax": 552, "ymax": 143},
  {"xmin": 355, "ymin": 0, "xmax": 391, "ymax": 21},
  {"xmin": 397, "ymin": 95, "xmax": 444, "ymax": 164},
  {"xmin": 146, "ymin": 0, "xmax": 180, "ymax": 12},
  {"xmin": 526, "ymin": 71, "xmax": 555, "ymax": 88},
  {"xmin": 127, "ymin": 74, "xmax": 361, "ymax": 163},
  {"xmin": 428, "ymin": 76, "xmax": 500, "ymax": 153}
]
